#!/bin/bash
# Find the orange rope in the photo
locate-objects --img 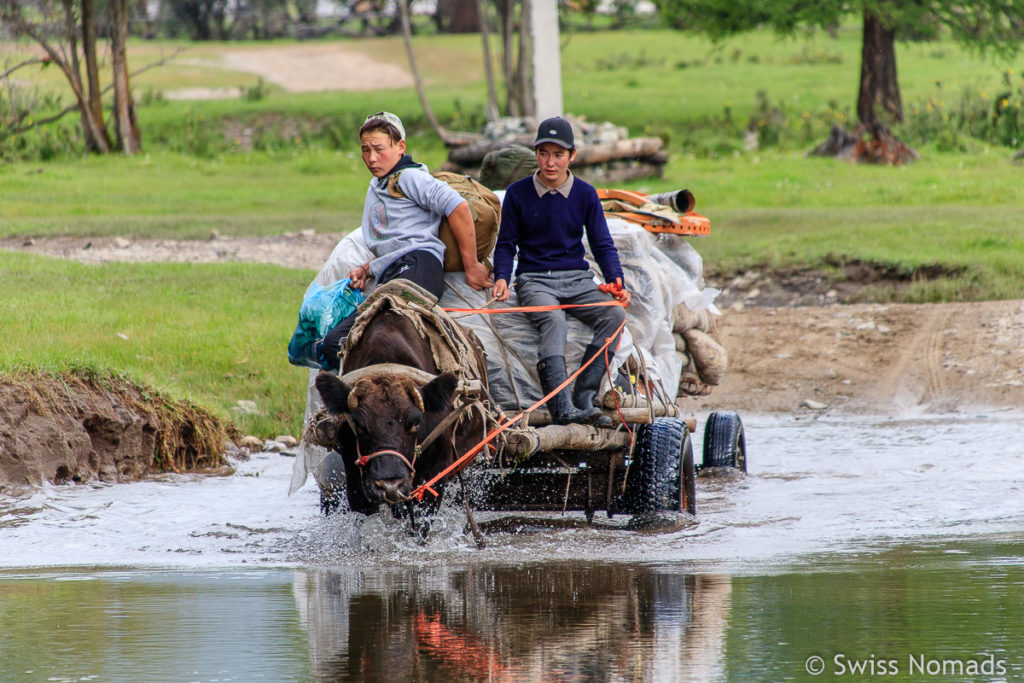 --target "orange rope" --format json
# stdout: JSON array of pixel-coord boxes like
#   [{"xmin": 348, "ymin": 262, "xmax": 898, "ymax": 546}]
[{"xmin": 409, "ymin": 312, "xmax": 627, "ymax": 502}]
